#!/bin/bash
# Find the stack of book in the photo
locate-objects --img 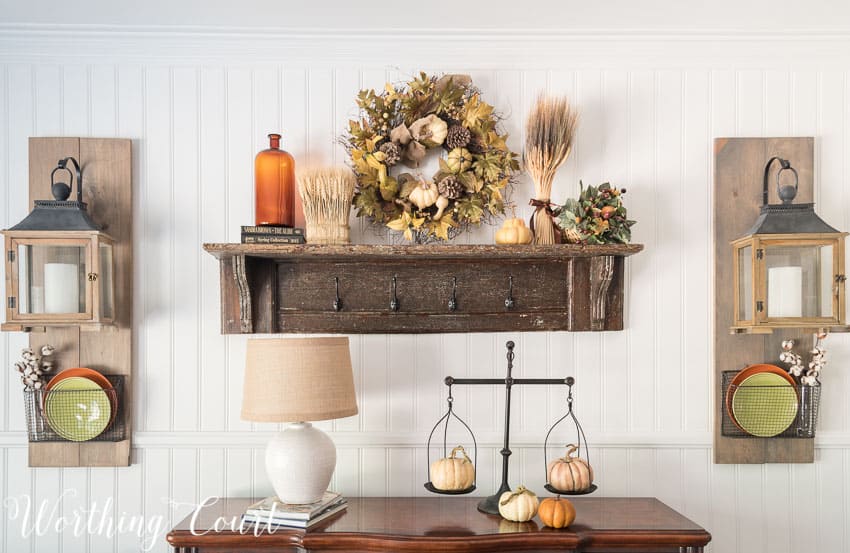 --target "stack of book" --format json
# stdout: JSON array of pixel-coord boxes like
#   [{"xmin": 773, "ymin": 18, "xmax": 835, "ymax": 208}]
[
  {"xmin": 242, "ymin": 491, "xmax": 347, "ymax": 529},
  {"xmin": 241, "ymin": 225, "xmax": 306, "ymax": 244}
]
